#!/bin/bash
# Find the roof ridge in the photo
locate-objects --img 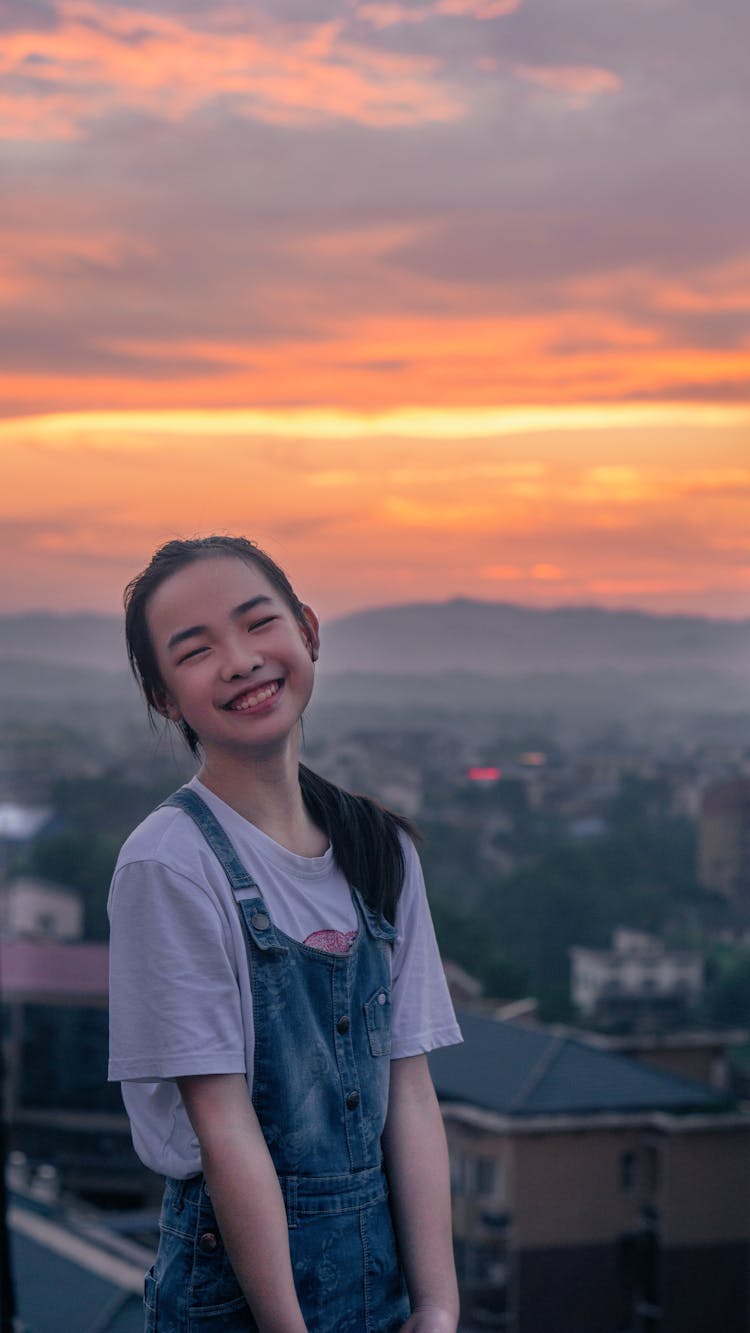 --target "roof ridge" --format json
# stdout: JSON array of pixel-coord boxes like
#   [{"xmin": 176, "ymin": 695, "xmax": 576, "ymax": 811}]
[{"xmin": 508, "ymin": 1031, "xmax": 567, "ymax": 1111}]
